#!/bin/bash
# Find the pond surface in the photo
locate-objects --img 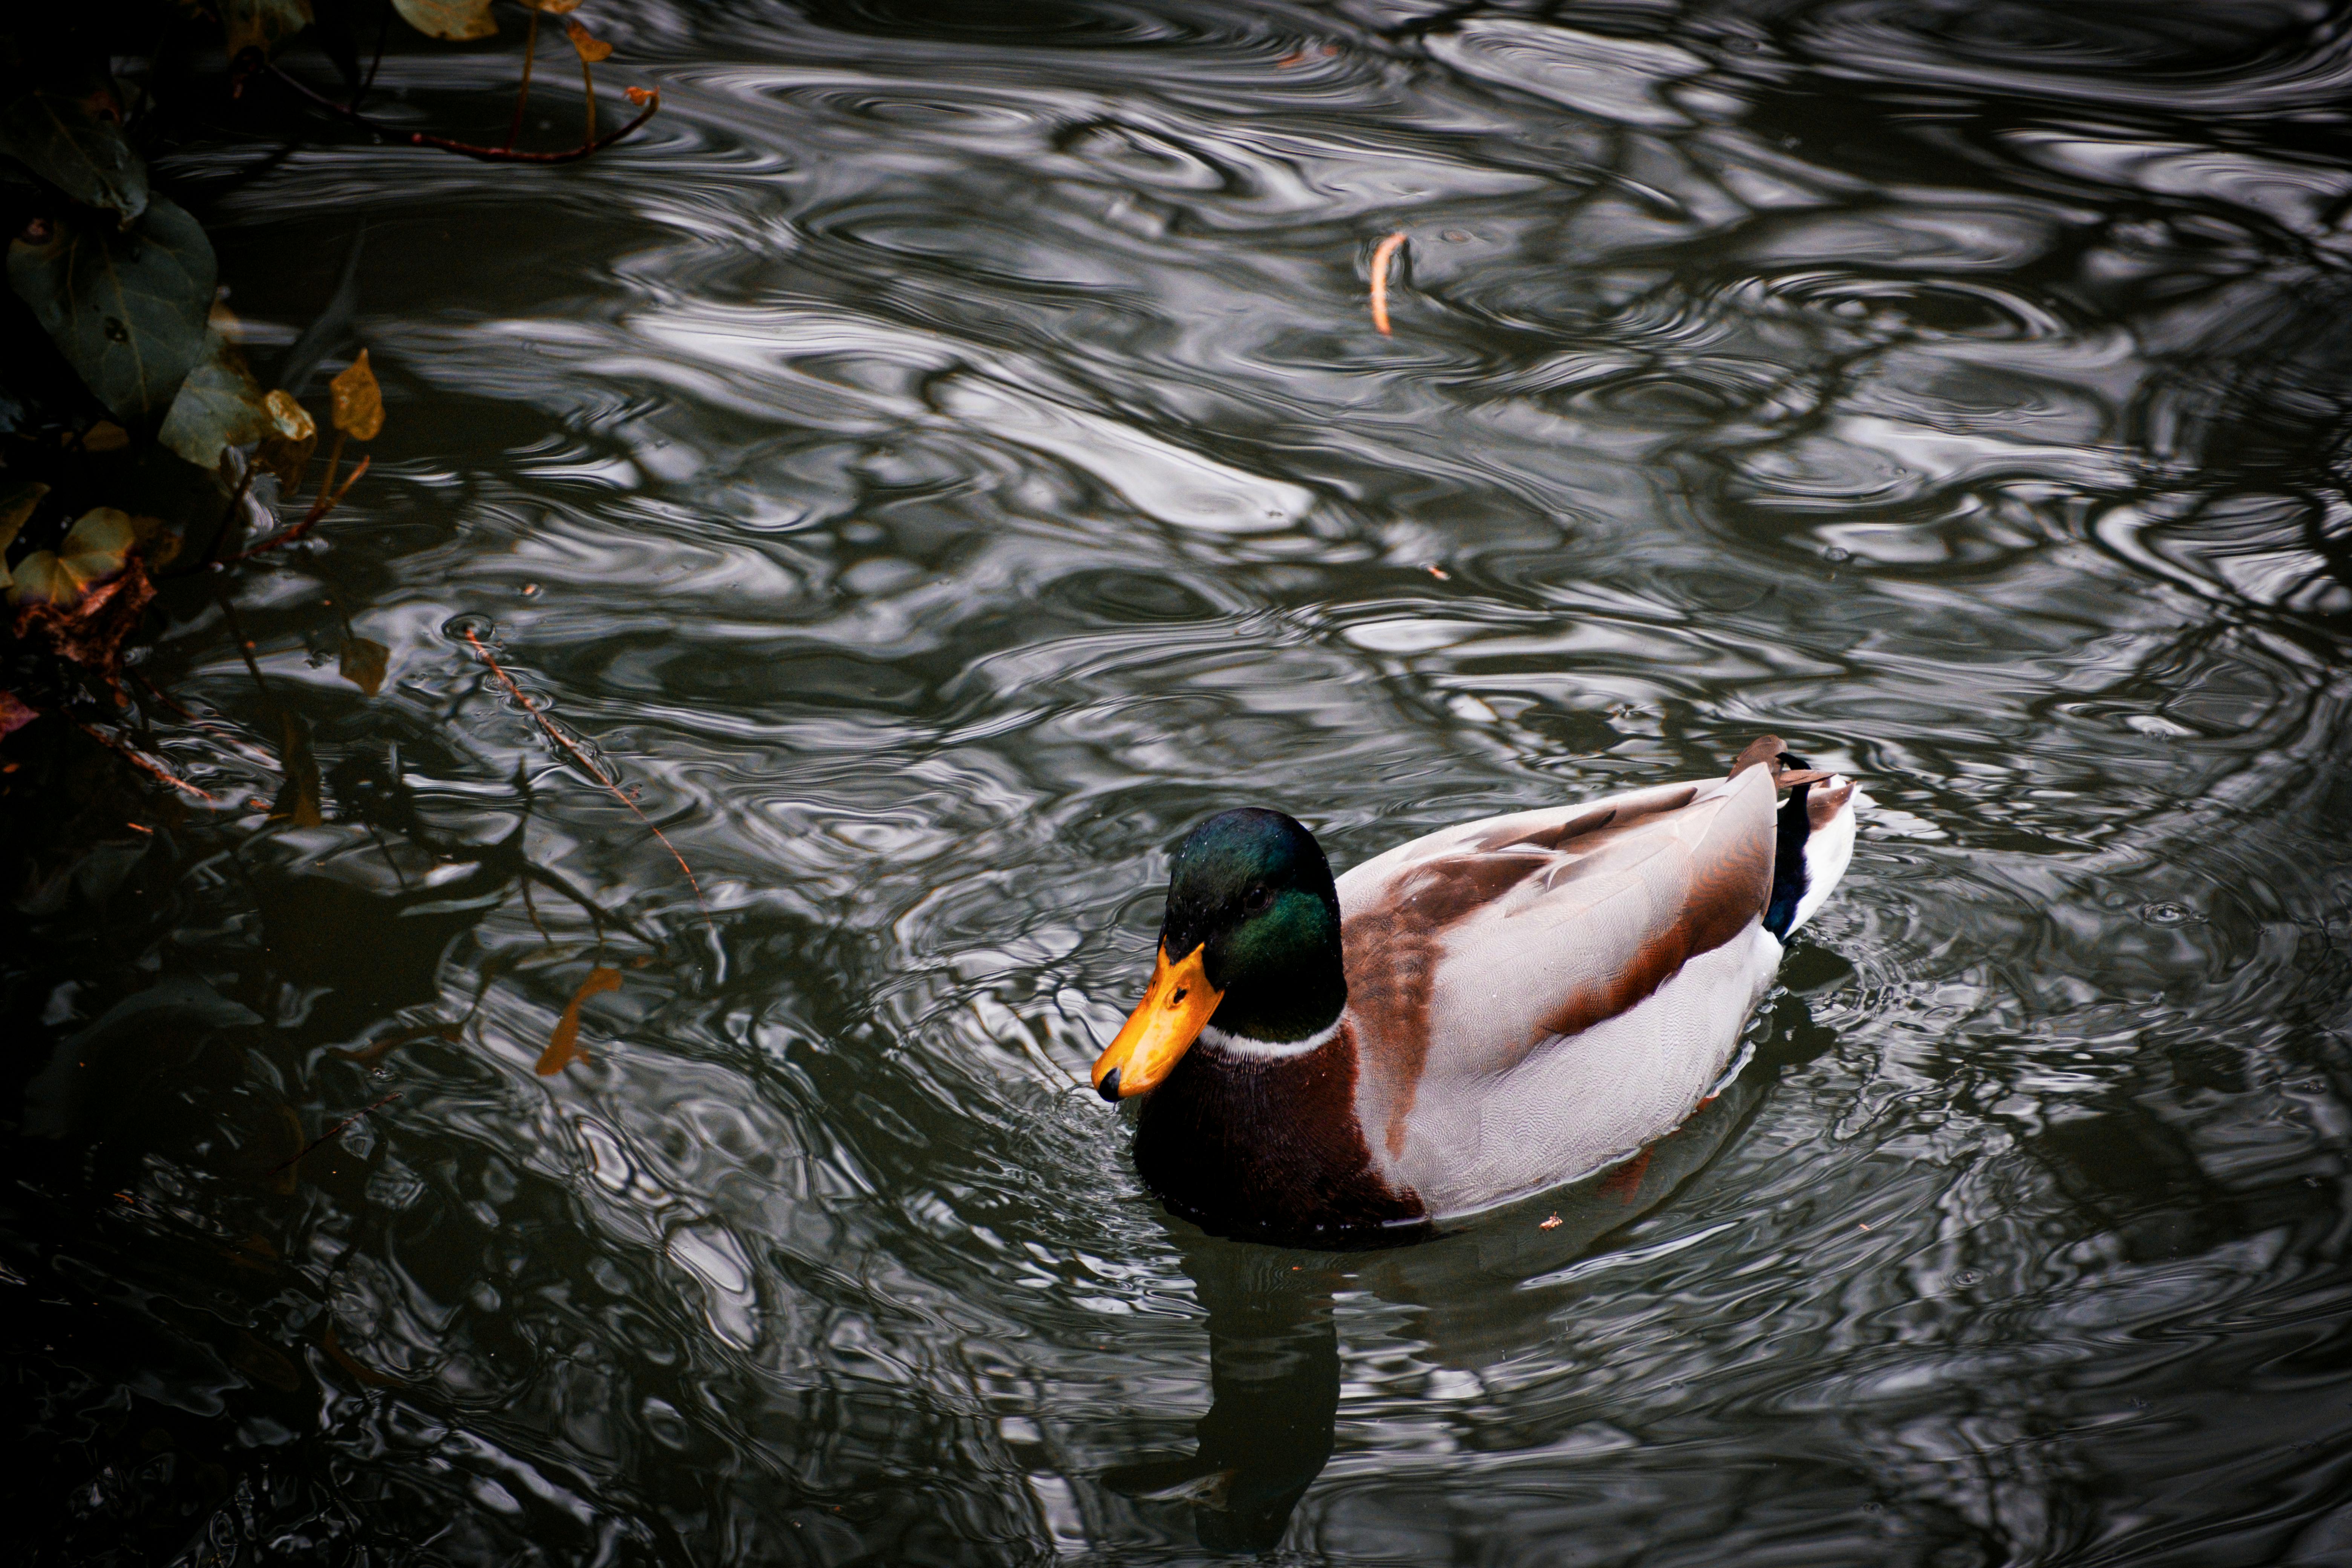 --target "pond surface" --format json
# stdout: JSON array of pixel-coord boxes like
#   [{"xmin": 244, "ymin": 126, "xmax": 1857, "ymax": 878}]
[{"xmin": 12, "ymin": 1, "xmax": 2352, "ymax": 1562}]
